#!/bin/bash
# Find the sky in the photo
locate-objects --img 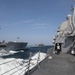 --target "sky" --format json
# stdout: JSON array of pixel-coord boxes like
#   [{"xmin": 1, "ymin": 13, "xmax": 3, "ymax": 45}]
[{"xmin": 0, "ymin": 0, "xmax": 74, "ymax": 45}]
